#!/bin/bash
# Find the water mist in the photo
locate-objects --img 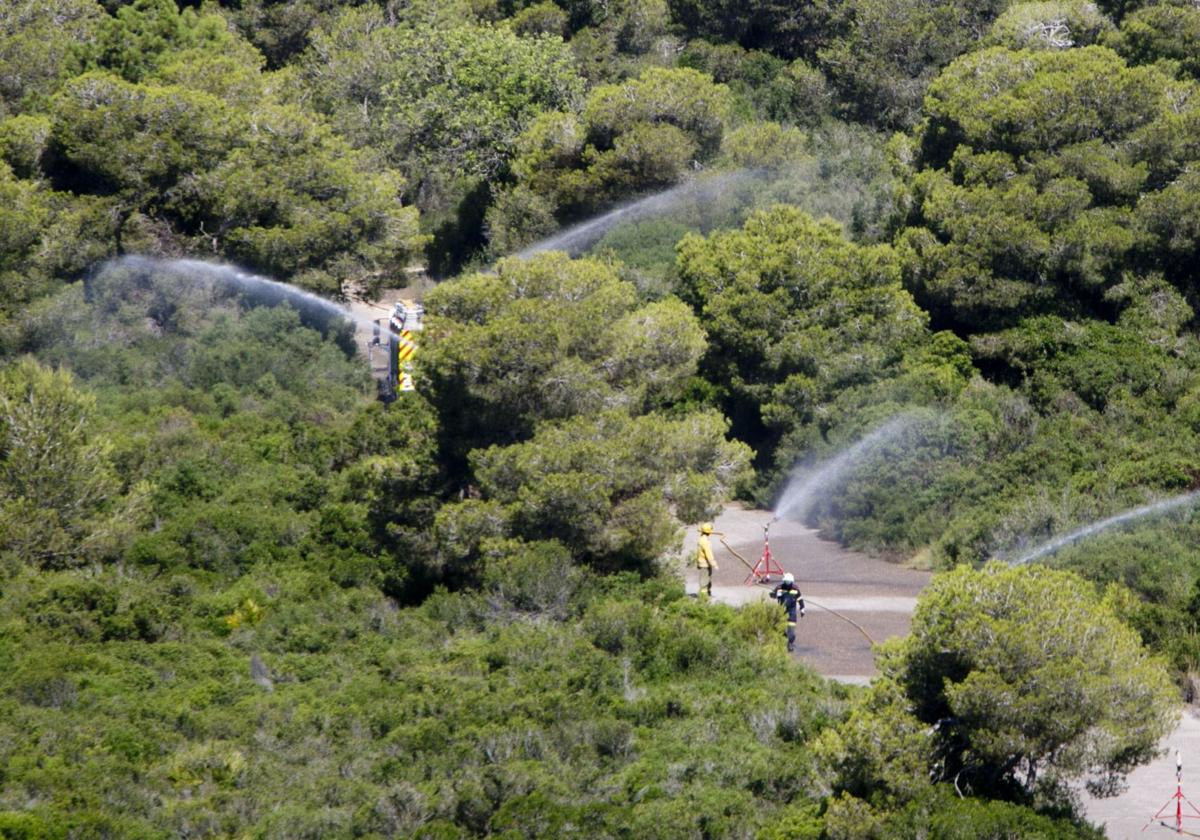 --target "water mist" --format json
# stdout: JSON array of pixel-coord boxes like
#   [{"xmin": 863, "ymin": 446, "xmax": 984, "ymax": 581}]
[
  {"xmin": 515, "ymin": 171, "xmax": 756, "ymax": 260},
  {"xmin": 92, "ymin": 255, "xmax": 375, "ymax": 334},
  {"xmin": 772, "ymin": 414, "xmax": 920, "ymax": 525},
  {"xmin": 1010, "ymin": 491, "xmax": 1200, "ymax": 565}
]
